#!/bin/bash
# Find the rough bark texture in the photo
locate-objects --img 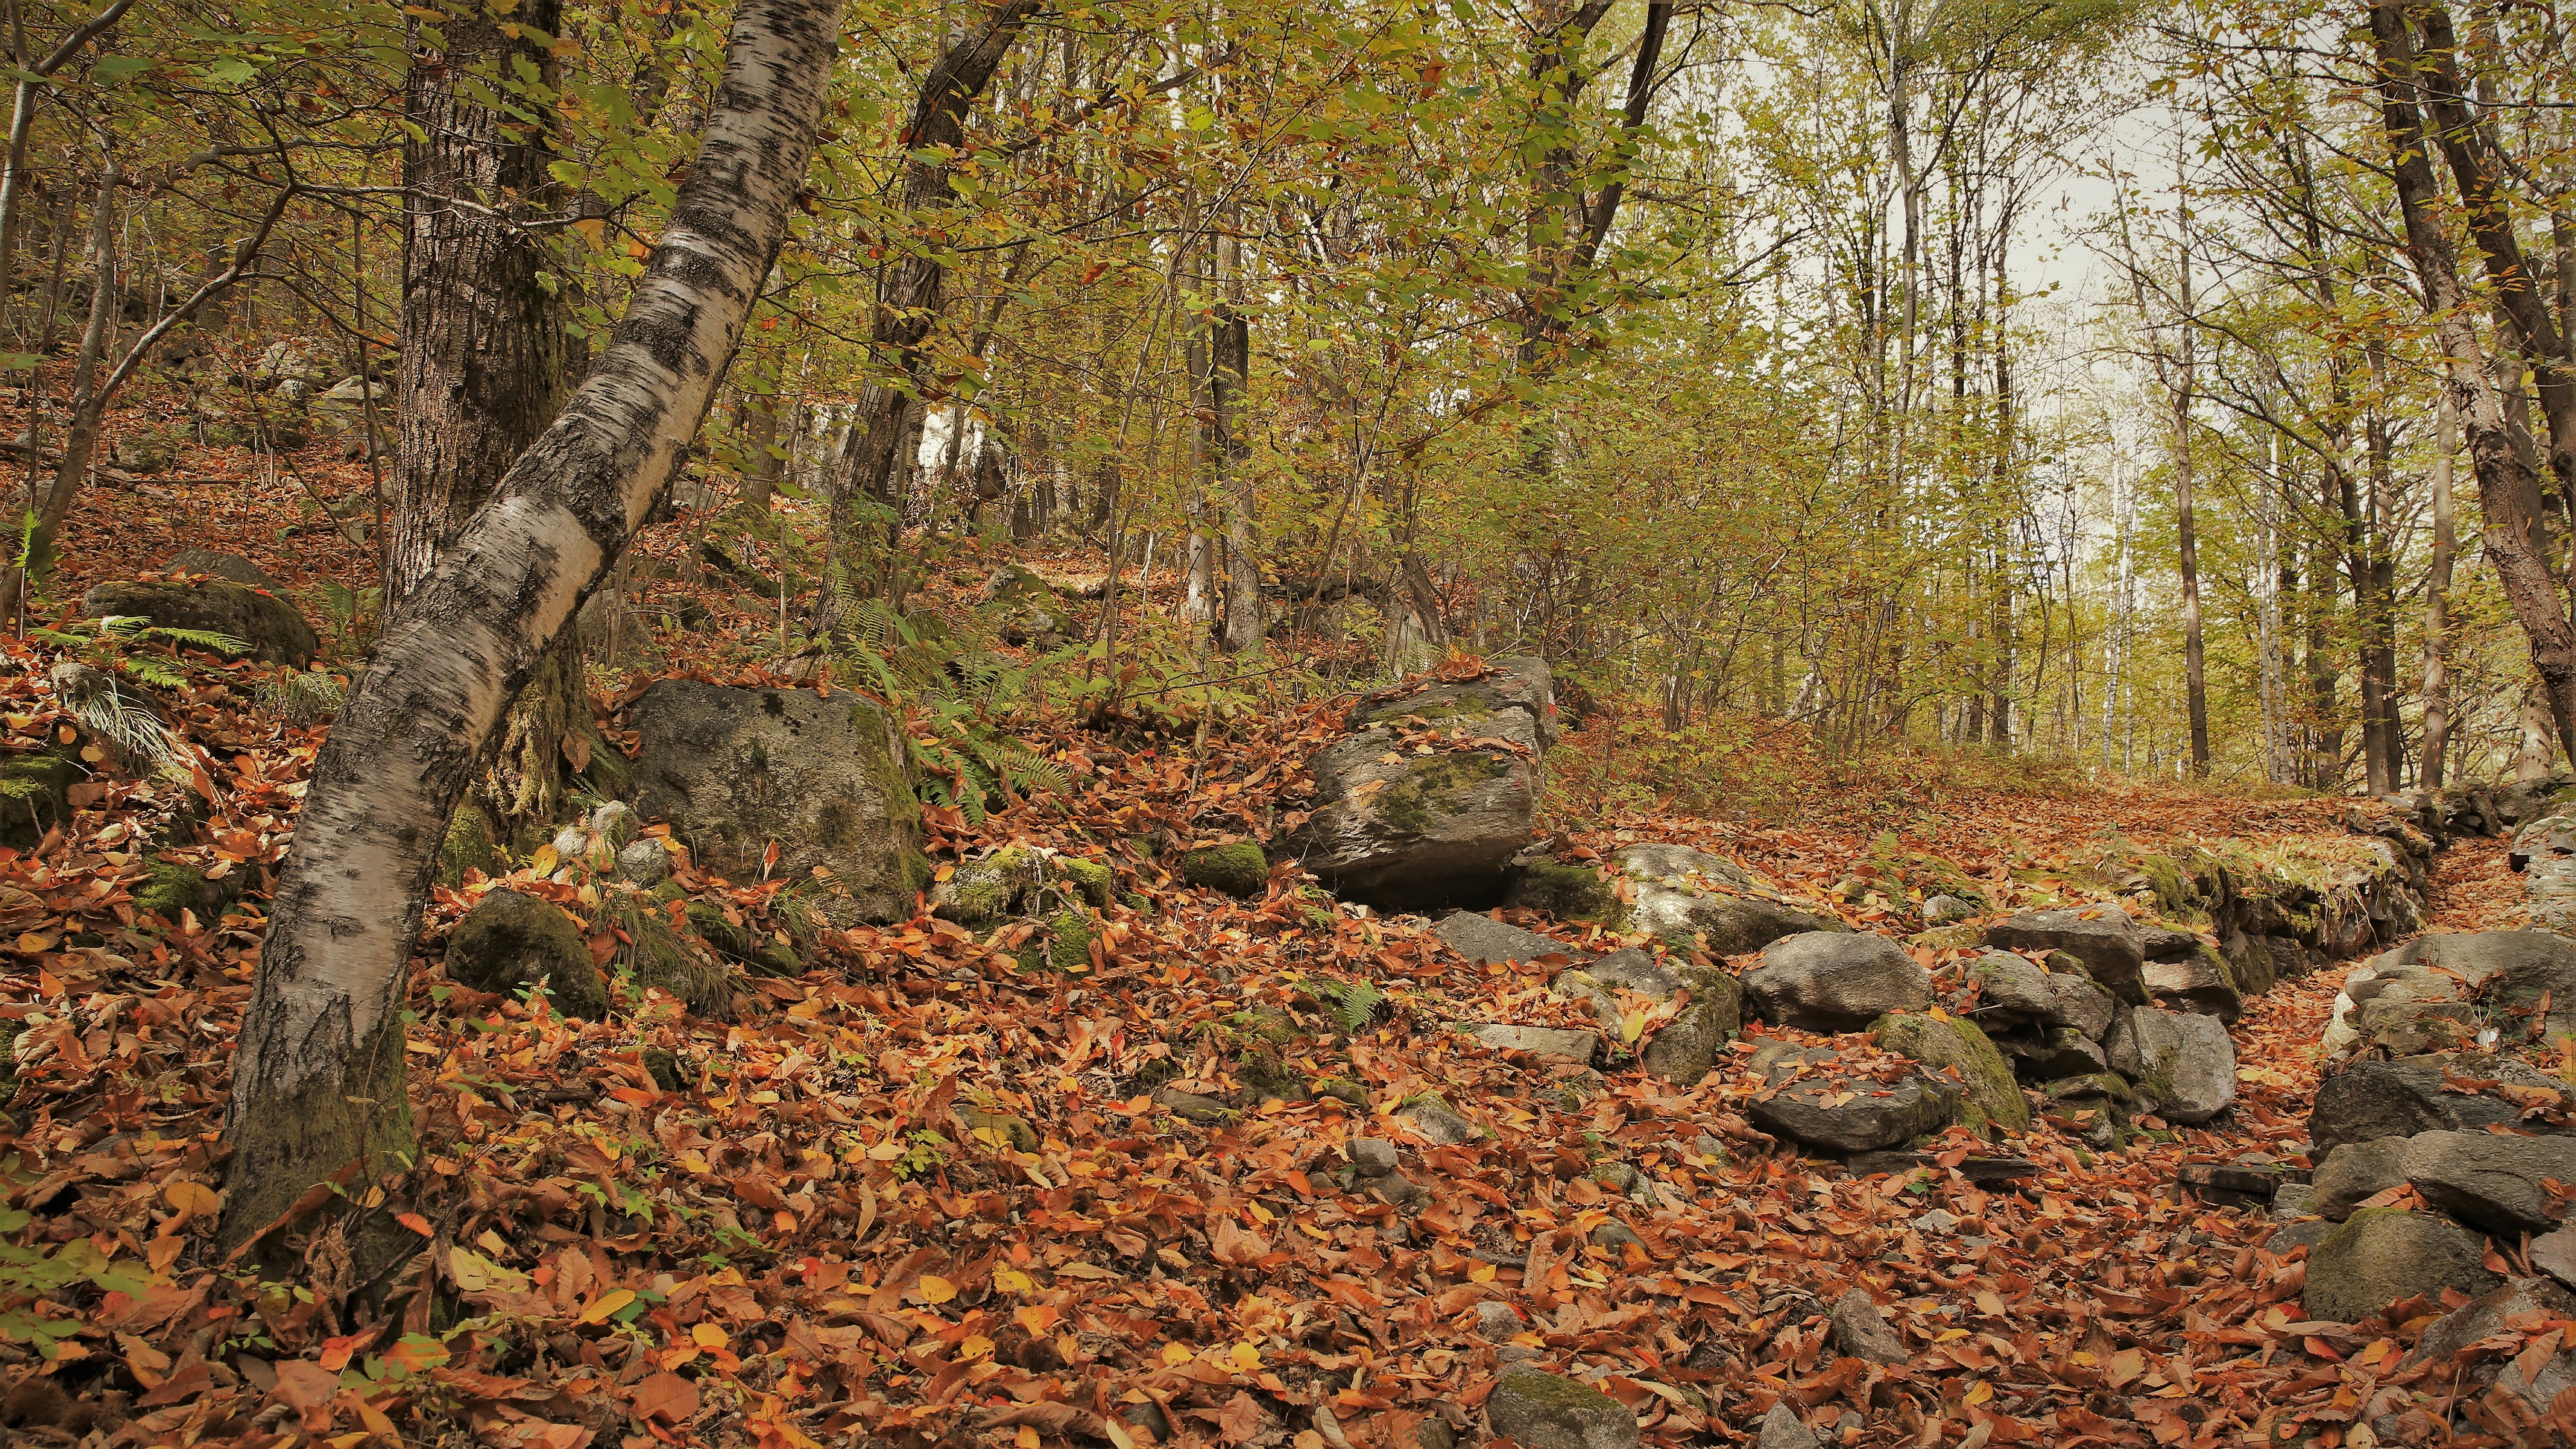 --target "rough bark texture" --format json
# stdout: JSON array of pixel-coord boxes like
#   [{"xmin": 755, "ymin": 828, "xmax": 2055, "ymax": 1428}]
[
  {"xmin": 2373, "ymin": 0, "xmax": 2576, "ymax": 763},
  {"xmin": 383, "ymin": 0, "xmax": 574, "ymax": 617},
  {"xmin": 220, "ymin": 0, "xmax": 844, "ymax": 1256}
]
